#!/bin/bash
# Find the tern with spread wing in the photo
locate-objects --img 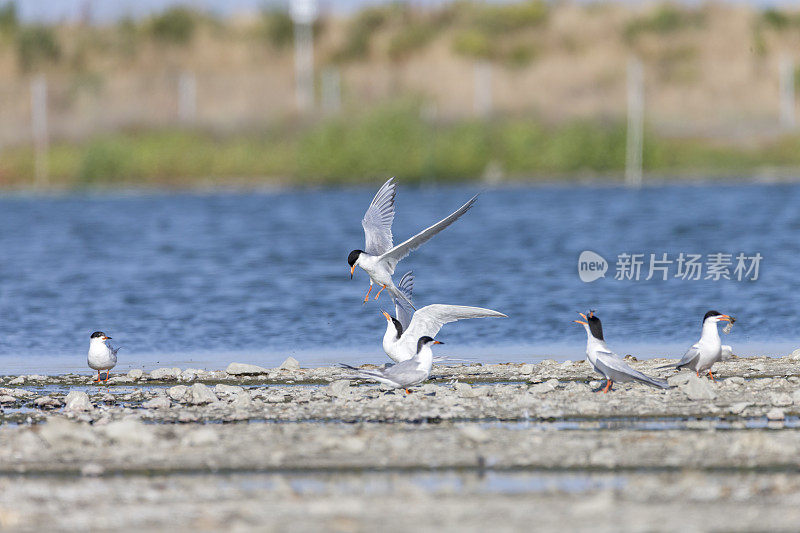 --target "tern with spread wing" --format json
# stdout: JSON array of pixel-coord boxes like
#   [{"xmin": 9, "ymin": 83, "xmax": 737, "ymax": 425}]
[
  {"xmin": 347, "ymin": 177, "xmax": 478, "ymax": 307},
  {"xmin": 340, "ymin": 336, "xmax": 442, "ymax": 392},
  {"xmin": 658, "ymin": 310, "xmax": 733, "ymax": 380},
  {"xmin": 382, "ymin": 302, "xmax": 506, "ymax": 363},
  {"xmin": 574, "ymin": 311, "xmax": 669, "ymax": 392}
]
